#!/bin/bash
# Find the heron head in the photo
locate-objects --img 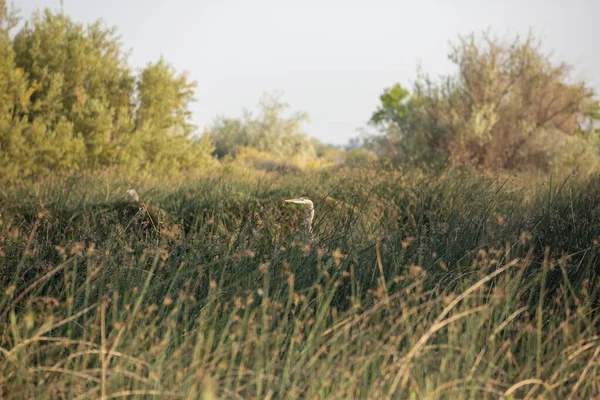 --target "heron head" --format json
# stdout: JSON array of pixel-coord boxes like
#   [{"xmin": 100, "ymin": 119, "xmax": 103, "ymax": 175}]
[
  {"xmin": 126, "ymin": 188, "xmax": 140, "ymax": 203},
  {"xmin": 284, "ymin": 196, "xmax": 313, "ymax": 206}
]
